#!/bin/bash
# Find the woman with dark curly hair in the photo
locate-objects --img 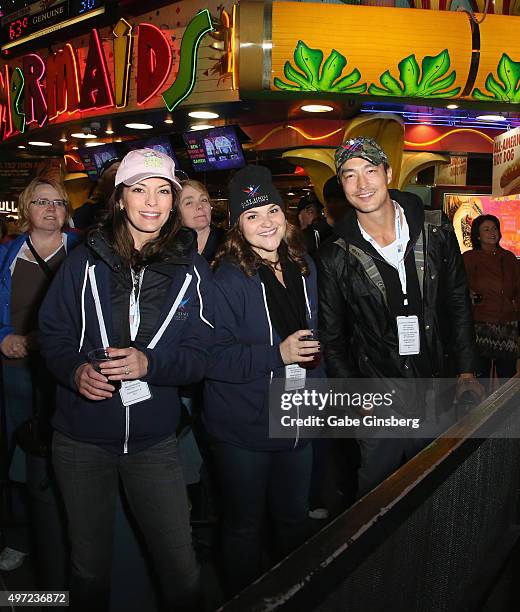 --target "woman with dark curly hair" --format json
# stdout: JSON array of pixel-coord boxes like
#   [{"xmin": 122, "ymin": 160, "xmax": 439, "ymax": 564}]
[
  {"xmin": 204, "ymin": 165, "xmax": 324, "ymax": 596},
  {"xmin": 463, "ymin": 214, "xmax": 519, "ymax": 382}
]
